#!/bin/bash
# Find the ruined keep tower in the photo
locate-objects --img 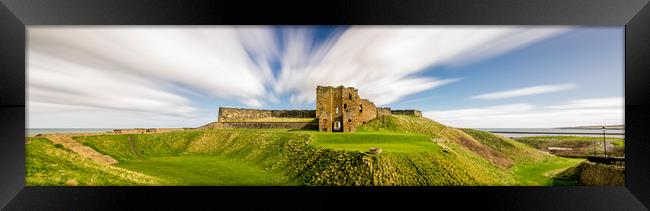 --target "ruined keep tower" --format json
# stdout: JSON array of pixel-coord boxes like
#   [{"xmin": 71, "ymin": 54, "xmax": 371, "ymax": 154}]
[{"xmin": 316, "ymin": 86, "xmax": 380, "ymax": 132}]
